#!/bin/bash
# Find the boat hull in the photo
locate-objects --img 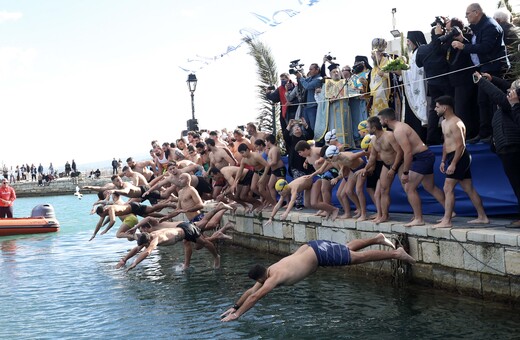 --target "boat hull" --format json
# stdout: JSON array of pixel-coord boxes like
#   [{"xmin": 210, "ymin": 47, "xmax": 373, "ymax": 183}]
[{"xmin": 0, "ymin": 218, "xmax": 59, "ymax": 236}]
